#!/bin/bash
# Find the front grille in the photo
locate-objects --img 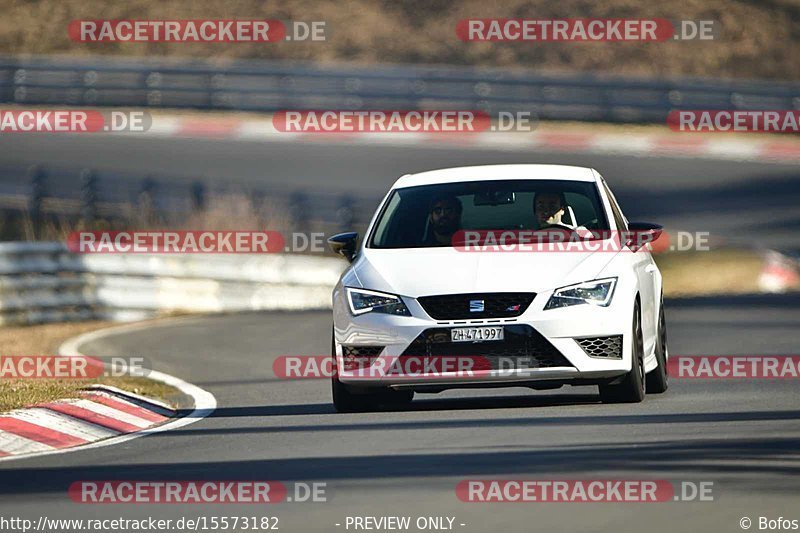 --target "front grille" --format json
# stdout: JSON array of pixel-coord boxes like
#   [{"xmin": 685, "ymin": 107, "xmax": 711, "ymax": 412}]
[
  {"xmin": 417, "ymin": 293, "xmax": 536, "ymax": 320},
  {"xmin": 576, "ymin": 336, "xmax": 623, "ymax": 359},
  {"xmin": 342, "ymin": 345, "xmax": 384, "ymax": 357},
  {"xmin": 399, "ymin": 325, "xmax": 572, "ymax": 371}
]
